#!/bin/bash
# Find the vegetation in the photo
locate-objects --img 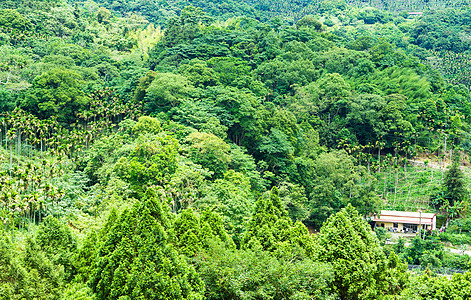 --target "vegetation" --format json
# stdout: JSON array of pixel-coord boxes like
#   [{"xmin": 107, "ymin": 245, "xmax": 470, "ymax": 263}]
[{"xmin": 2, "ymin": 0, "xmax": 471, "ymax": 298}]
